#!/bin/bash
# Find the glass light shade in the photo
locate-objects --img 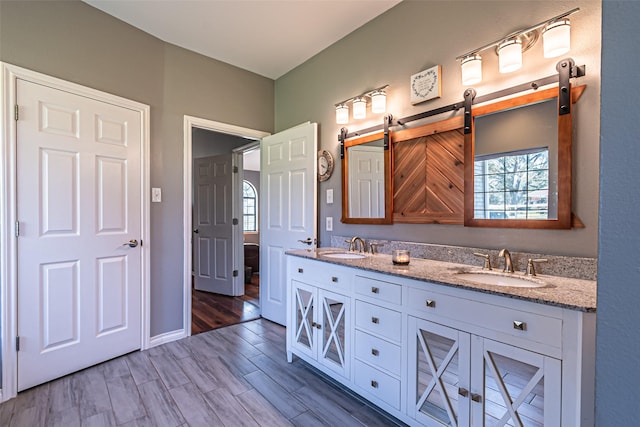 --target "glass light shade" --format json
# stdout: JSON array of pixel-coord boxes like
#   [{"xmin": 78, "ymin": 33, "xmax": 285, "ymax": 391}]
[
  {"xmin": 498, "ymin": 39, "xmax": 523, "ymax": 73},
  {"xmin": 461, "ymin": 55, "xmax": 482, "ymax": 86},
  {"xmin": 336, "ymin": 104, "xmax": 349, "ymax": 124},
  {"xmin": 353, "ymin": 97, "xmax": 366, "ymax": 119},
  {"xmin": 543, "ymin": 19, "xmax": 571, "ymax": 58},
  {"xmin": 371, "ymin": 91, "xmax": 386, "ymax": 114}
]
